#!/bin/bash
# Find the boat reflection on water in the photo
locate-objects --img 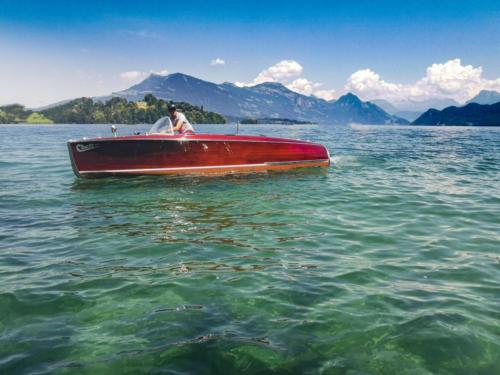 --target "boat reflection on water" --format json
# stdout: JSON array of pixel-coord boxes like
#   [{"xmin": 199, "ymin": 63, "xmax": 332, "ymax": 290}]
[
  {"xmin": 69, "ymin": 168, "xmax": 328, "ymax": 244},
  {"xmin": 67, "ymin": 118, "xmax": 330, "ymax": 178}
]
